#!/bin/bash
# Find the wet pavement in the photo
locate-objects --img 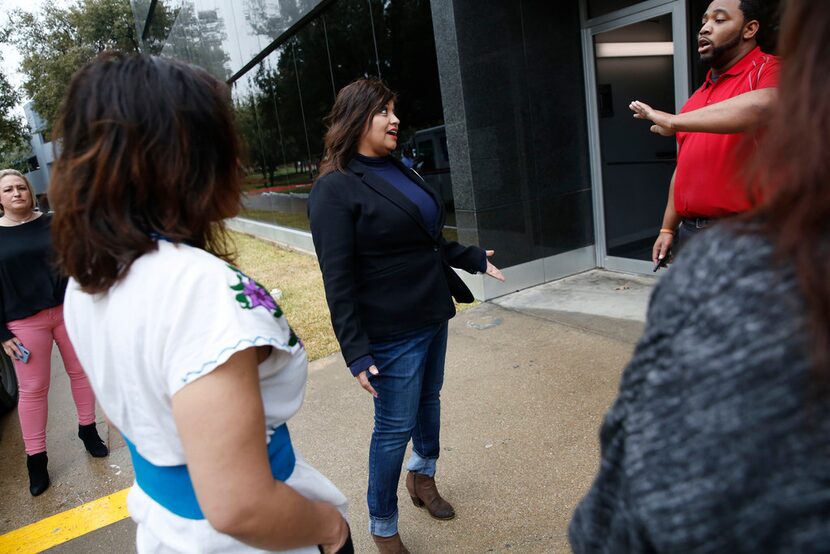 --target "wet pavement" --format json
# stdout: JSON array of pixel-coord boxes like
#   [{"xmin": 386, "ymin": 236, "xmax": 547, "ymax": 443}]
[
  {"xmin": 0, "ymin": 346, "xmax": 135, "ymax": 552},
  {"xmin": 0, "ymin": 270, "xmax": 655, "ymax": 553}
]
